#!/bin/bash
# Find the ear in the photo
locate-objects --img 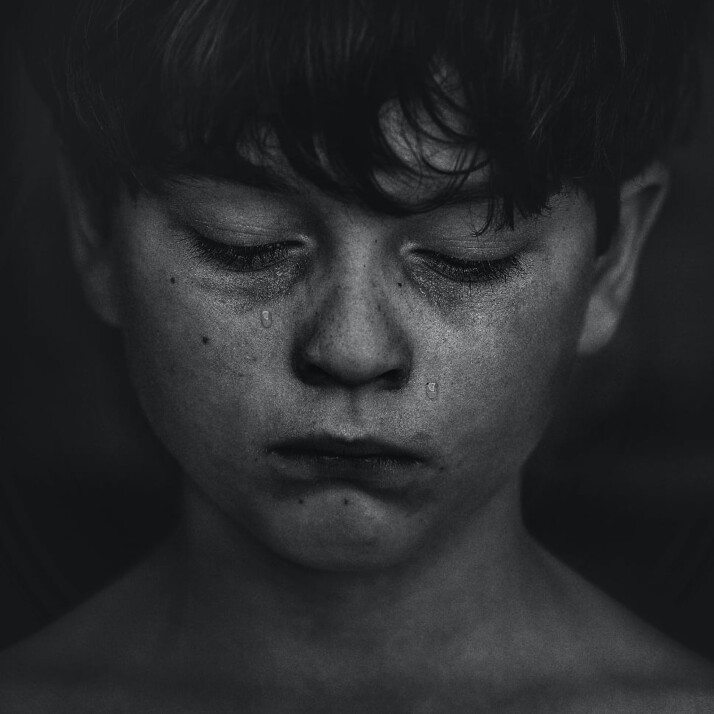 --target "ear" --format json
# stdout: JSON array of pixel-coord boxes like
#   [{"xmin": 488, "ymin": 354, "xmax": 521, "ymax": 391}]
[
  {"xmin": 577, "ymin": 163, "xmax": 670, "ymax": 356},
  {"xmin": 58, "ymin": 153, "xmax": 123, "ymax": 328}
]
